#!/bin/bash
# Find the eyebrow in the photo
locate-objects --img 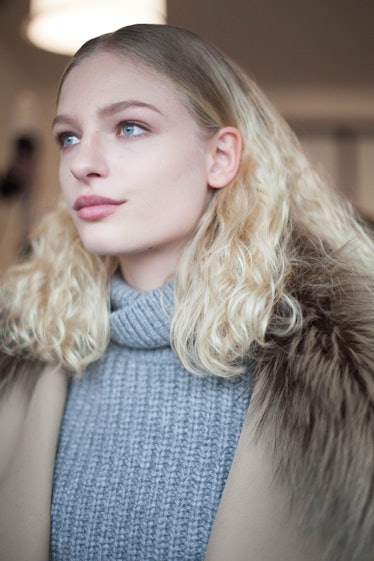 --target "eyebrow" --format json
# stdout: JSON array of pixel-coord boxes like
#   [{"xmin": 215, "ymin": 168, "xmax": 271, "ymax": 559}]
[{"xmin": 52, "ymin": 100, "xmax": 162, "ymax": 128}]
